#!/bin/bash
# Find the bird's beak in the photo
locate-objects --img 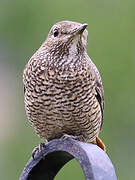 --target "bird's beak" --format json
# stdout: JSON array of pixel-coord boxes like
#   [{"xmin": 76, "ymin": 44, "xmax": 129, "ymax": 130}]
[
  {"xmin": 78, "ymin": 24, "xmax": 88, "ymax": 34},
  {"xmin": 70, "ymin": 23, "xmax": 88, "ymax": 38}
]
